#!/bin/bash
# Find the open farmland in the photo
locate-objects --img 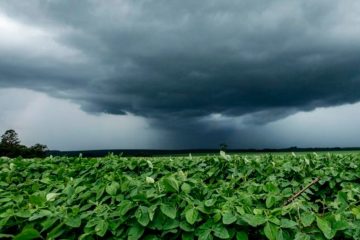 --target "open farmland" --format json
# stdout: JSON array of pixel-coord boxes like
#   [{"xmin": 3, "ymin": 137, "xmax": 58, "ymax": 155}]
[{"xmin": 1, "ymin": 153, "xmax": 360, "ymax": 239}]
